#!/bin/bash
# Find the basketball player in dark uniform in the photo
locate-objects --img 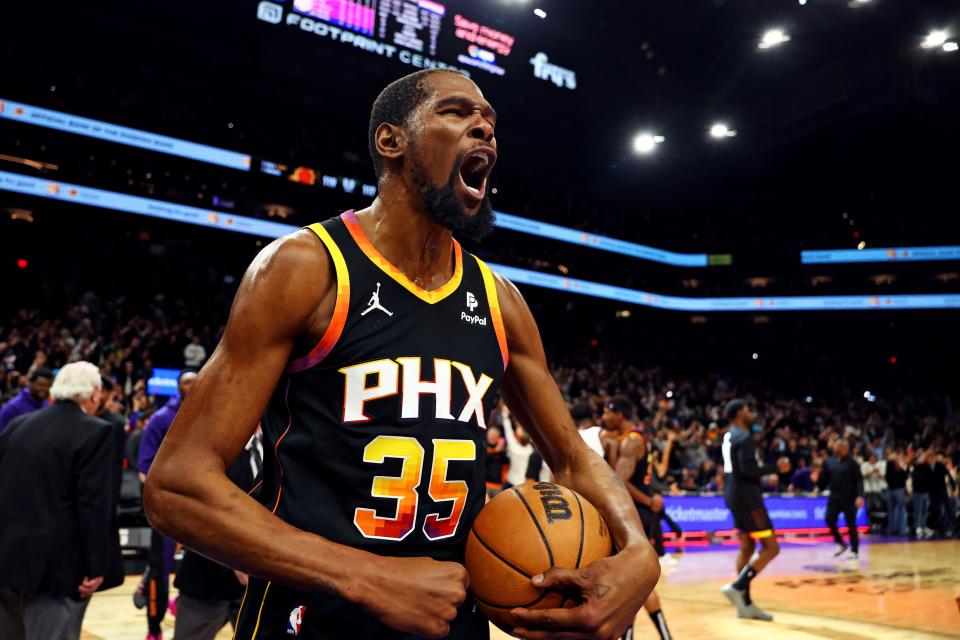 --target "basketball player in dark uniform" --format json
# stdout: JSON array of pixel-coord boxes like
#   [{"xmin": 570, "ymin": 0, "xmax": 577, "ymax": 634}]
[
  {"xmin": 605, "ymin": 396, "xmax": 673, "ymax": 640},
  {"xmin": 145, "ymin": 70, "xmax": 660, "ymax": 640},
  {"xmin": 720, "ymin": 399, "xmax": 783, "ymax": 621}
]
